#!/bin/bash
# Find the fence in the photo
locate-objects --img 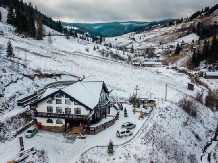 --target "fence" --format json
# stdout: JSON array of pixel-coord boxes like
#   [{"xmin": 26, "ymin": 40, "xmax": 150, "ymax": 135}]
[
  {"xmin": 88, "ymin": 114, "xmax": 118, "ymax": 135},
  {"xmin": 13, "ymin": 120, "xmax": 35, "ymax": 138},
  {"xmin": 80, "ymin": 111, "xmax": 153, "ymax": 157}
]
